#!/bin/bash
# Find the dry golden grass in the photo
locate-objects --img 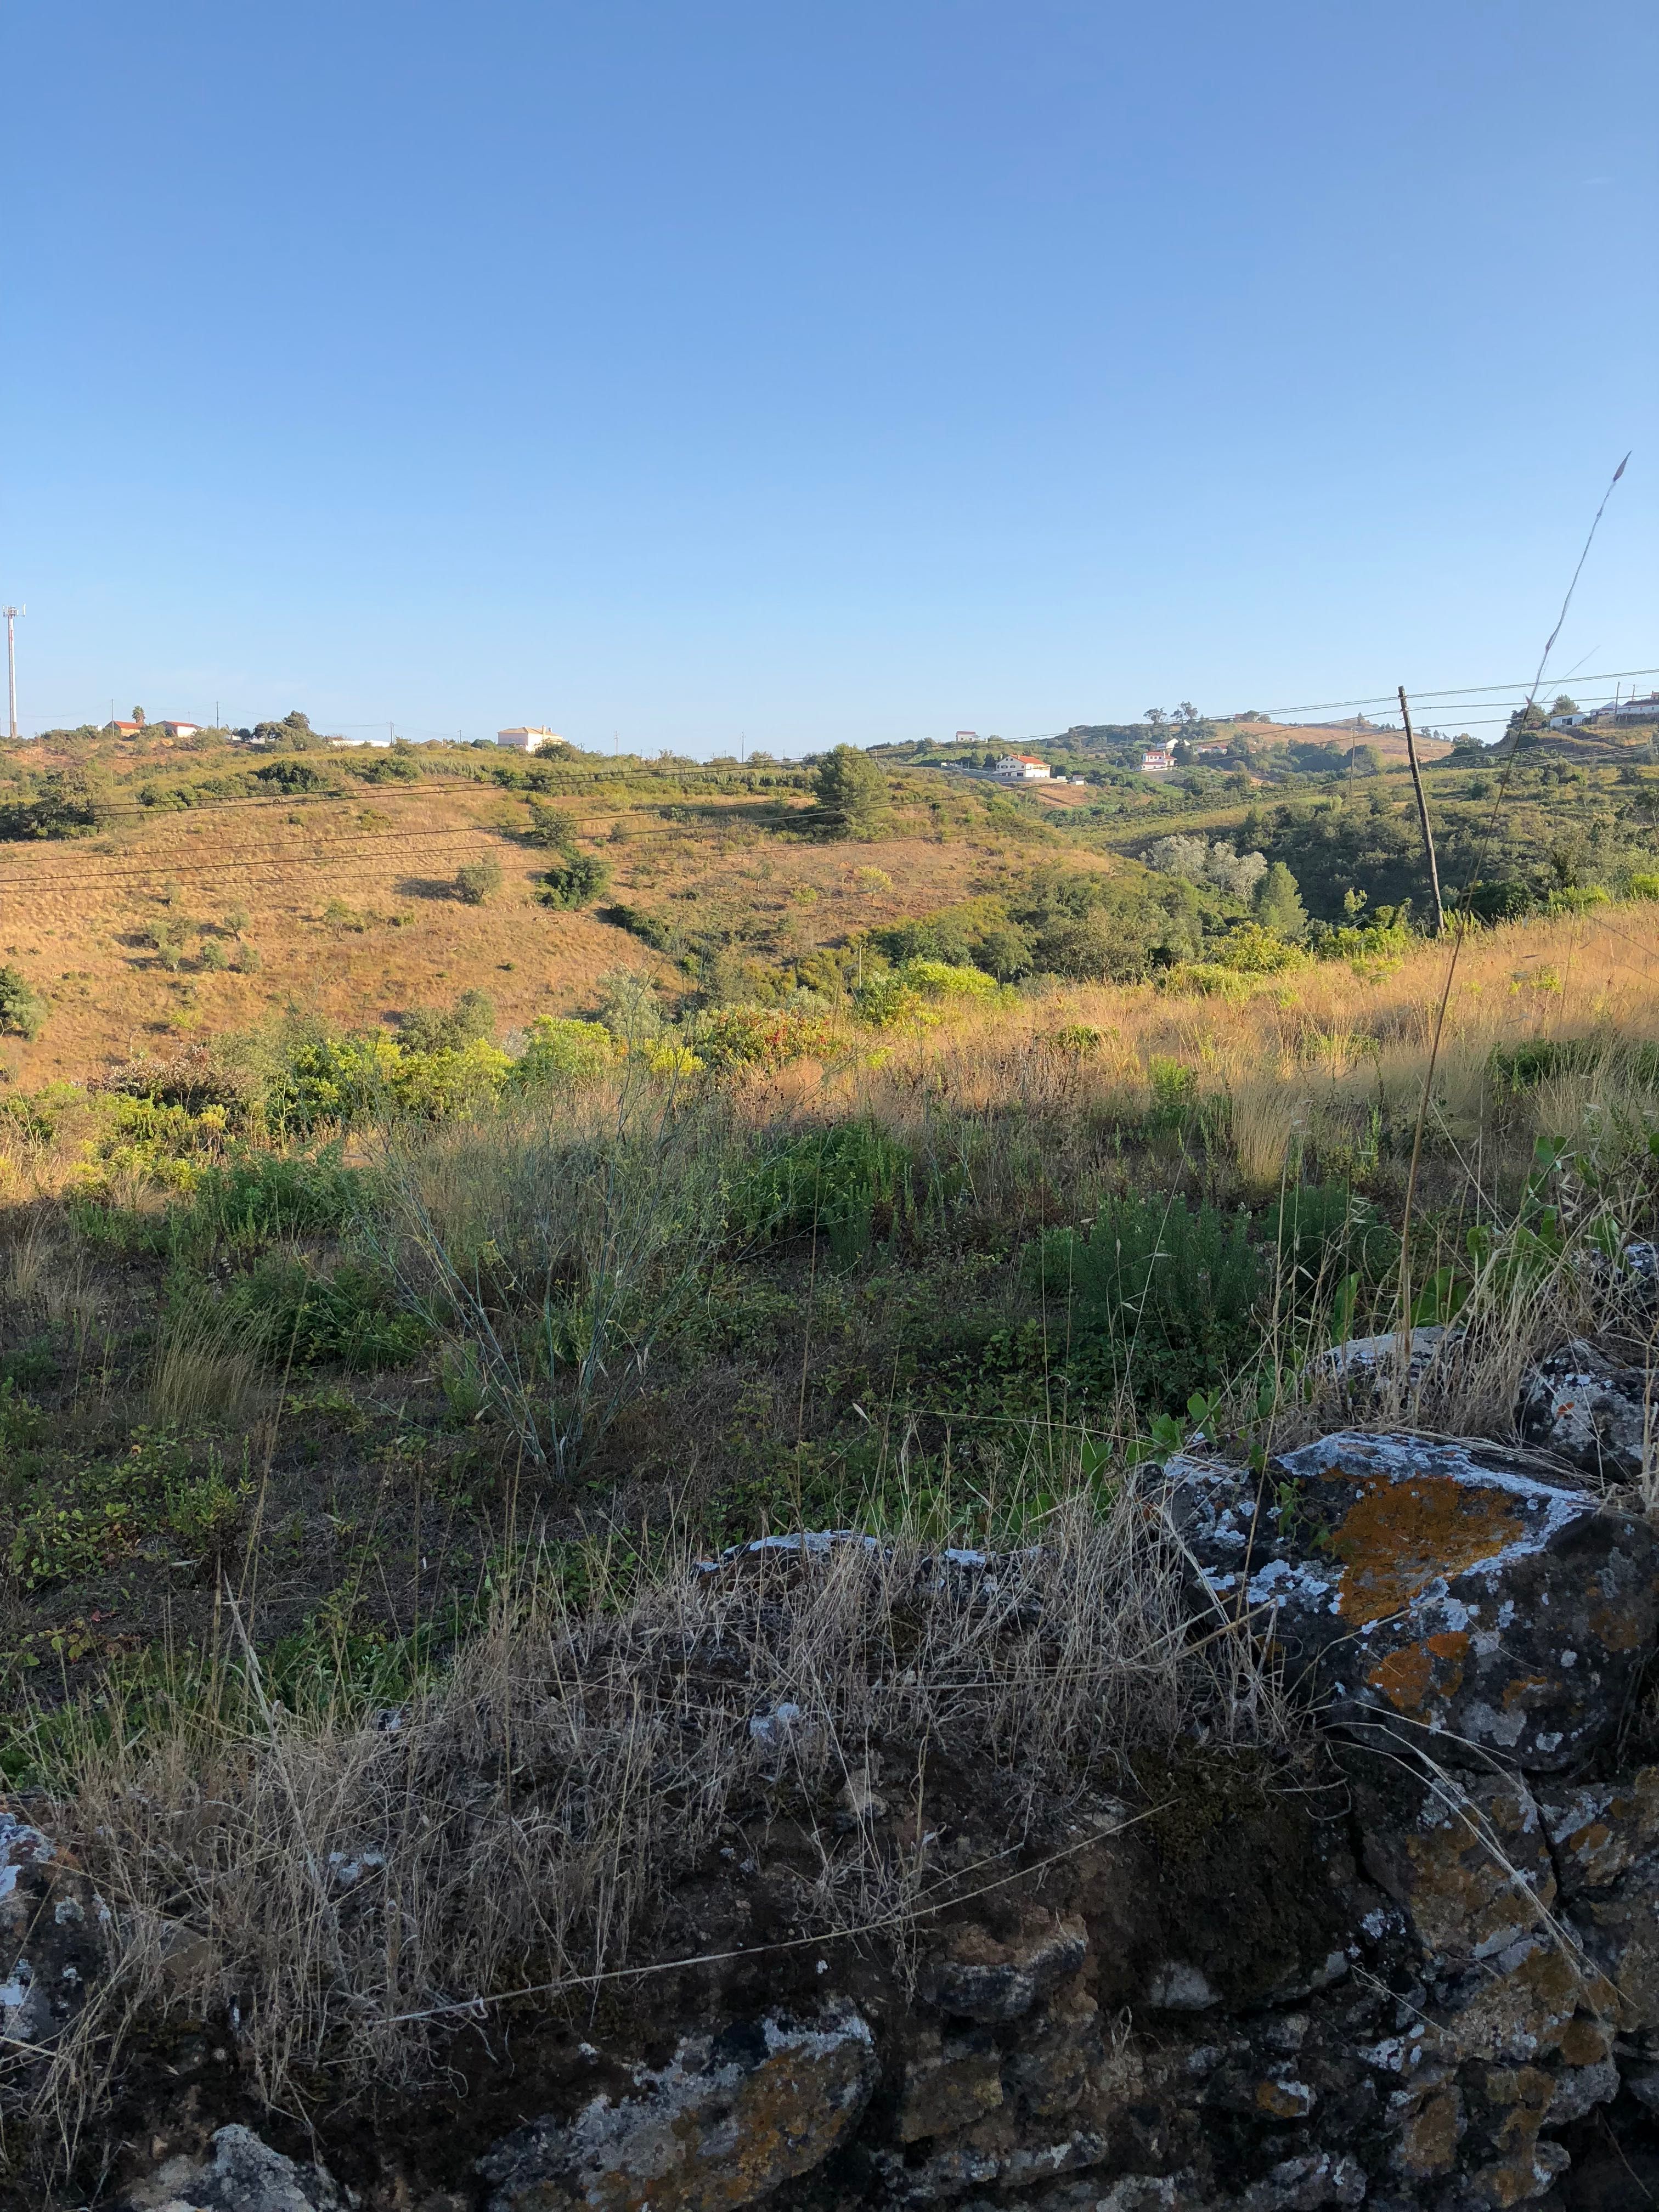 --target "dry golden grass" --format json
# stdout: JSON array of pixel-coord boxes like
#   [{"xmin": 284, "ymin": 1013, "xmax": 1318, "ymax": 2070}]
[
  {"xmin": 29, "ymin": 1492, "xmax": 1275, "ymax": 2148},
  {"xmin": 0, "ymin": 776, "xmax": 1093, "ymax": 1087}
]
